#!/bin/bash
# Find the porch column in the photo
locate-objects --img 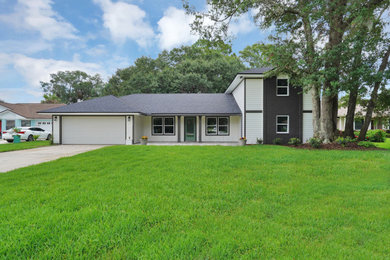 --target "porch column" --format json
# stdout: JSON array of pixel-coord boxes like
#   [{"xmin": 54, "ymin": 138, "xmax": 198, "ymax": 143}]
[
  {"xmin": 177, "ymin": 116, "xmax": 181, "ymax": 143},
  {"xmin": 126, "ymin": 115, "xmax": 133, "ymax": 145},
  {"xmin": 198, "ymin": 116, "xmax": 202, "ymax": 142}
]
